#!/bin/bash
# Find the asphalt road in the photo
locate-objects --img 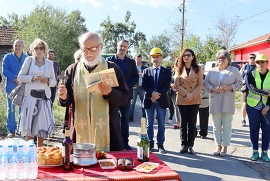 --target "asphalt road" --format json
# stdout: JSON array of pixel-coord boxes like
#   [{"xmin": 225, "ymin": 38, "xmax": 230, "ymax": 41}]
[{"xmin": 128, "ymin": 99, "xmax": 270, "ymax": 181}]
